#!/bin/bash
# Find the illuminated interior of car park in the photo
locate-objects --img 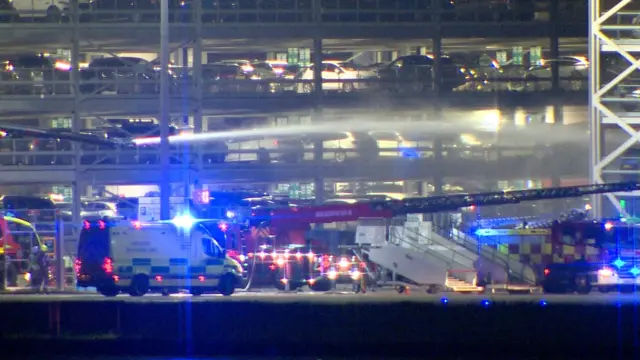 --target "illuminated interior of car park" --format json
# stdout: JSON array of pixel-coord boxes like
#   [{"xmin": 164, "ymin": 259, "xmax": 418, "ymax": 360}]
[{"xmin": 0, "ymin": 0, "xmax": 634, "ymax": 229}]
